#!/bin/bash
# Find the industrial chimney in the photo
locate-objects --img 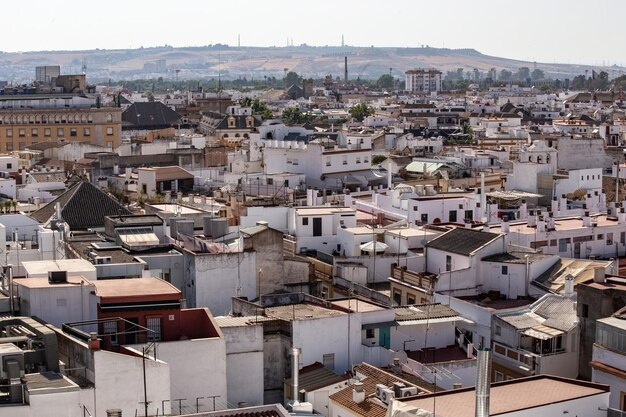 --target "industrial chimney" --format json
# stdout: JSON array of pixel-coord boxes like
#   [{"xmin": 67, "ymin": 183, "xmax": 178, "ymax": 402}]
[
  {"xmin": 344, "ymin": 56, "xmax": 348, "ymax": 83},
  {"xmin": 291, "ymin": 347, "xmax": 301, "ymax": 403},
  {"xmin": 475, "ymin": 348, "xmax": 491, "ymax": 417}
]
